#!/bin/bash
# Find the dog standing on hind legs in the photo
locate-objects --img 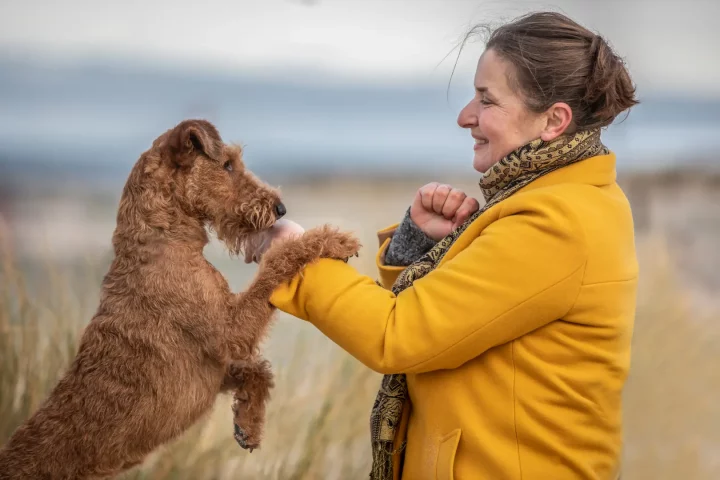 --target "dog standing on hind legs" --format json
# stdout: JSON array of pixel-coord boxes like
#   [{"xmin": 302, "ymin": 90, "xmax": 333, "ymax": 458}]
[{"xmin": 0, "ymin": 119, "xmax": 361, "ymax": 479}]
